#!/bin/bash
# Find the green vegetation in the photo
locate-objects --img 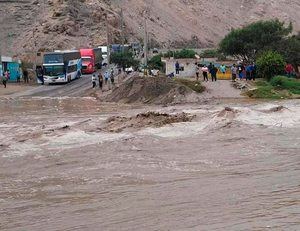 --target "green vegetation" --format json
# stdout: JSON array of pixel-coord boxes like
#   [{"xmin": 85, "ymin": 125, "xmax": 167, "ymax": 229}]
[
  {"xmin": 148, "ymin": 55, "xmax": 164, "ymax": 70},
  {"xmin": 163, "ymin": 49, "xmax": 196, "ymax": 59},
  {"xmin": 256, "ymin": 51, "xmax": 285, "ymax": 80},
  {"xmin": 276, "ymin": 34, "xmax": 300, "ymax": 73},
  {"xmin": 200, "ymin": 49, "xmax": 218, "ymax": 58},
  {"xmin": 200, "ymin": 49, "xmax": 226, "ymax": 60},
  {"xmin": 219, "ymin": 19, "xmax": 292, "ymax": 62},
  {"xmin": 174, "ymin": 78, "xmax": 205, "ymax": 93},
  {"xmin": 246, "ymin": 76, "xmax": 300, "ymax": 99},
  {"xmin": 270, "ymin": 76, "xmax": 300, "ymax": 94},
  {"xmin": 110, "ymin": 51, "xmax": 140, "ymax": 69}
]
